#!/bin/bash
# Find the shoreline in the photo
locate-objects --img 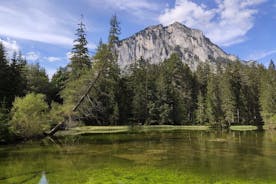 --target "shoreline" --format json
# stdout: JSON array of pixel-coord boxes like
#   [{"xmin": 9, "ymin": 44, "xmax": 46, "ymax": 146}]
[{"xmin": 56, "ymin": 125, "xmax": 265, "ymax": 137}]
